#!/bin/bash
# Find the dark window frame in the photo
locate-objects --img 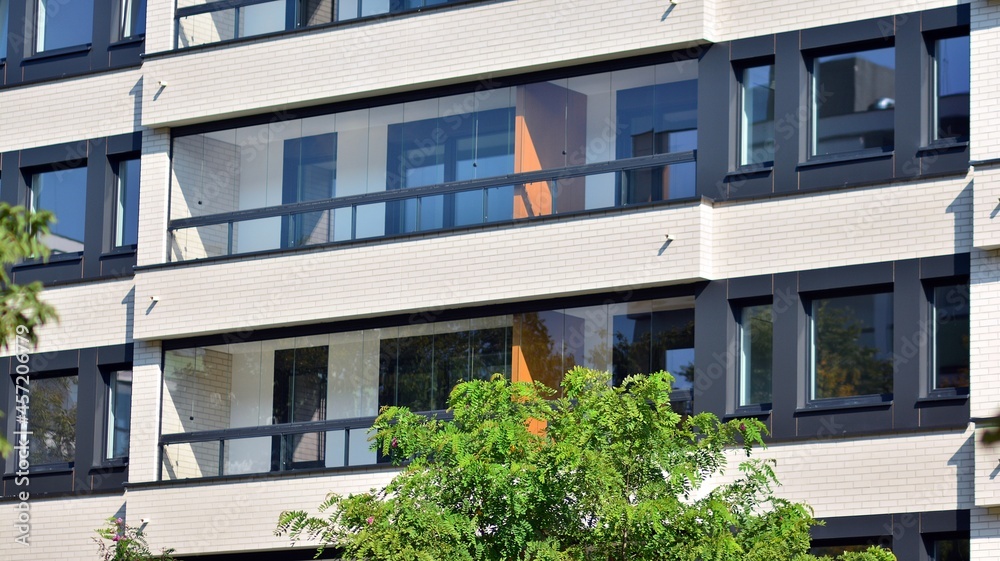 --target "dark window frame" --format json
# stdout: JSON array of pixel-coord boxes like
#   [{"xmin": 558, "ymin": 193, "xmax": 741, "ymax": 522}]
[
  {"xmin": 925, "ymin": 279, "xmax": 970, "ymax": 398},
  {"xmin": 25, "ymin": 161, "xmax": 90, "ymax": 258},
  {"xmin": 109, "ymin": 155, "xmax": 140, "ymax": 252},
  {"xmin": 6, "ymin": 369, "xmax": 80, "ymax": 472},
  {"xmin": 806, "ymin": 39, "xmax": 897, "ymax": 162},
  {"xmin": 733, "ymin": 297, "xmax": 774, "ymax": 413},
  {"xmin": 30, "ymin": 0, "xmax": 96, "ymax": 55},
  {"xmin": 101, "ymin": 368, "xmax": 132, "ymax": 465},
  {"xmin": 735, "ymin": 58, "xmax": 776, "ymax": 170},
  {"xmin": 804, "ymin": 286, "xmax": 895, "ymax": 408},
  {"xmin": 925, "ymin": 30, "xmax": 970, "ymax": 147}
]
